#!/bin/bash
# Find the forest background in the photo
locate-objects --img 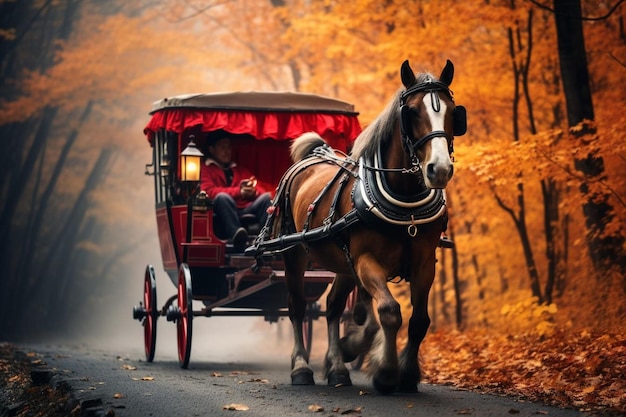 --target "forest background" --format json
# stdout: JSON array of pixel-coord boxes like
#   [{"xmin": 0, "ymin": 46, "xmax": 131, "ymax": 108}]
[{"xmin": 0, "ymin": 0, "xmax": 624, "ymax": 413}]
